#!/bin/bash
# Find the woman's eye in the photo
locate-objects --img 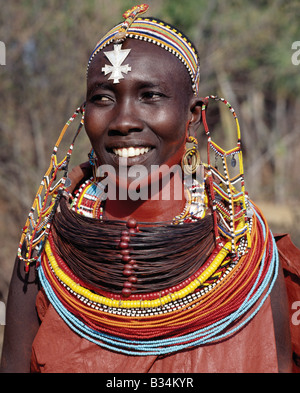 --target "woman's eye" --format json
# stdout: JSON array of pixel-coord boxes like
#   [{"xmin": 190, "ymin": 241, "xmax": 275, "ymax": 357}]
[
  {"xmin": 91, "ymin": 94, "xmax": 112, "ymax": 103},
  {"xmin": 142, "ymin": 91, "xmax": 164, "ymax": 100}
]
